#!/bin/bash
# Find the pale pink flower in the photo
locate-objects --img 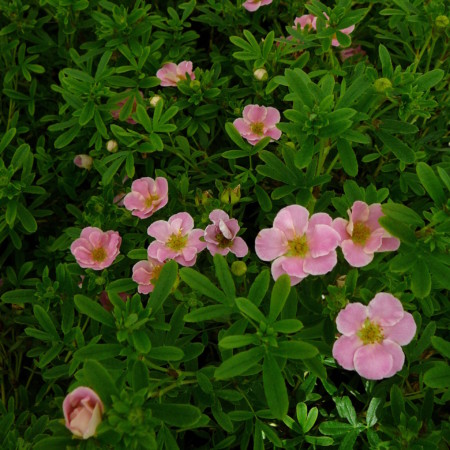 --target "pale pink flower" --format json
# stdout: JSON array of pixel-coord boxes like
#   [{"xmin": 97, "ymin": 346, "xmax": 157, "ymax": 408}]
[
  {"xmin": 123, "ymin": 177, "xmax": 169, "ymax": 219},
  {"xmin": 63, "ymin": 387, "xmax": 104, "ymax": 439},
  {"xmin": 204, "ymin": 209, "xmax": 248, "ymax": 257},
  {"xmin": 332, "ymin": 293, "xmax": 416, "ymax": 380},
  {"xmin": 242, "ymin": 0, "xmax": 272, "ymax": 12},
  {"xmin": 255, "ymin": 205, "xmax": 340, "ymax": 286},
  {"xmin": 293, "ymin": 14, "xmax": 317, "ymax": 31},
  {"xmin": 147, "ymin": 212, "xmax": 206, "ymax": 267},
  {"xmin": 332, "ymin": 201, "xmax": 400, "ymax": 268},
  {"xmin": 340, "ymin": 45, "xmax": 366, "ymax": 61},
  {"xmin": 71, "ymin": 227, "xmax": 121, "ymax": 270},
  {"xmin": 233, "ymin": 105, "xmax": 281, "ymax": 145},
  {"xmin": 156, "ymin": 61, "xmax": 195, "ymax": 87},
  {"xmin": 319, "ymin": 13, "xmax": 355, "ymax": 47},
  {"xmin": 132, "ymin": 257, "xmax": 167, "ymax": 294},
  {"xmin": 110, "ymin": 90, "xmax": 144, "ymax": 124},
  {"xmin": 73, "ymin": 155, "xmax": 93, "ymax": 170}
]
